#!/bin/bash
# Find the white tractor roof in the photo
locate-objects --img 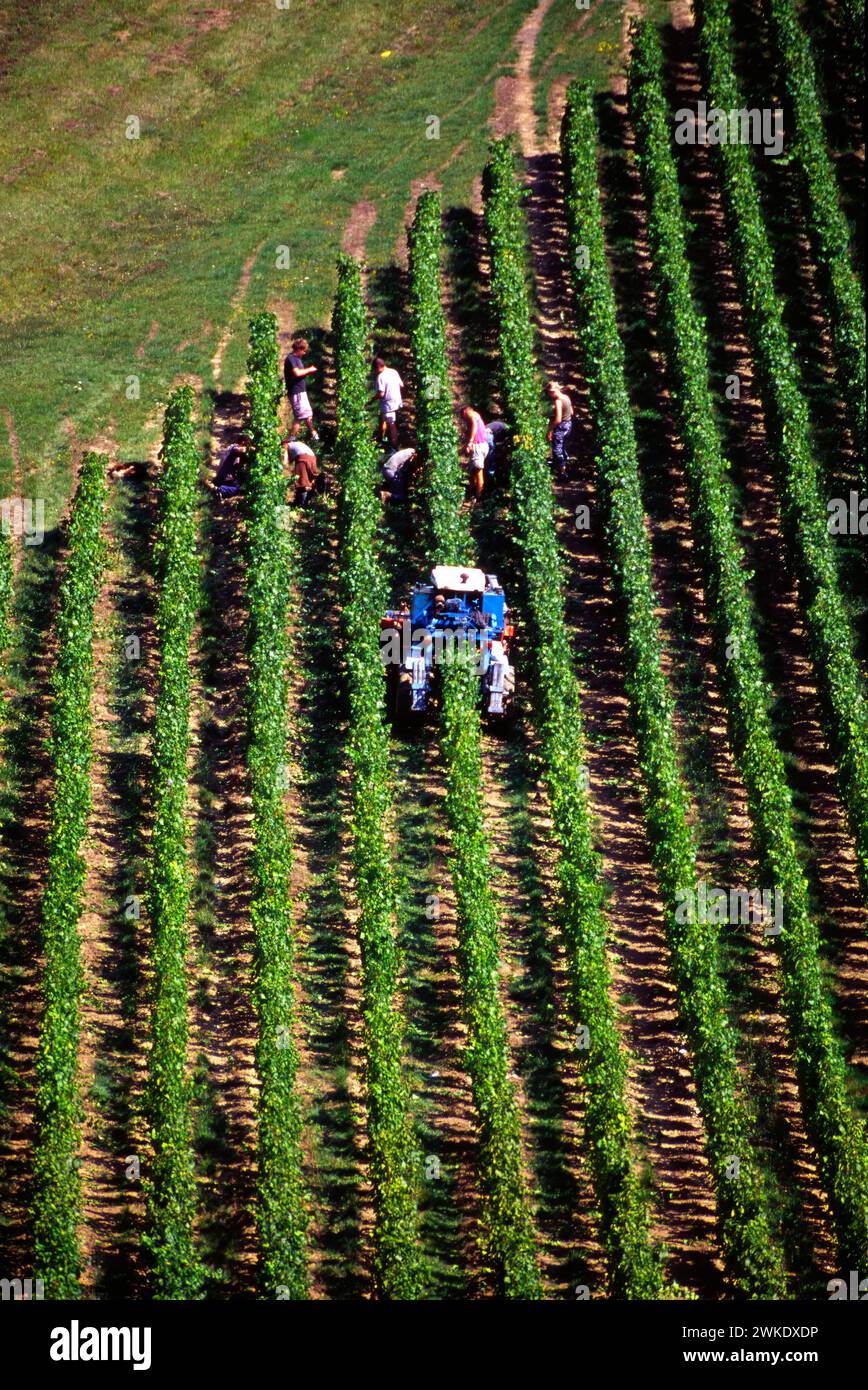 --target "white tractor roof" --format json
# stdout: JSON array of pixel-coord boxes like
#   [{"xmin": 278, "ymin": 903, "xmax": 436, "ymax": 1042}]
[{"xmin": 430, "ymin": 565, "xmax": 487, "ymax": 593}]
